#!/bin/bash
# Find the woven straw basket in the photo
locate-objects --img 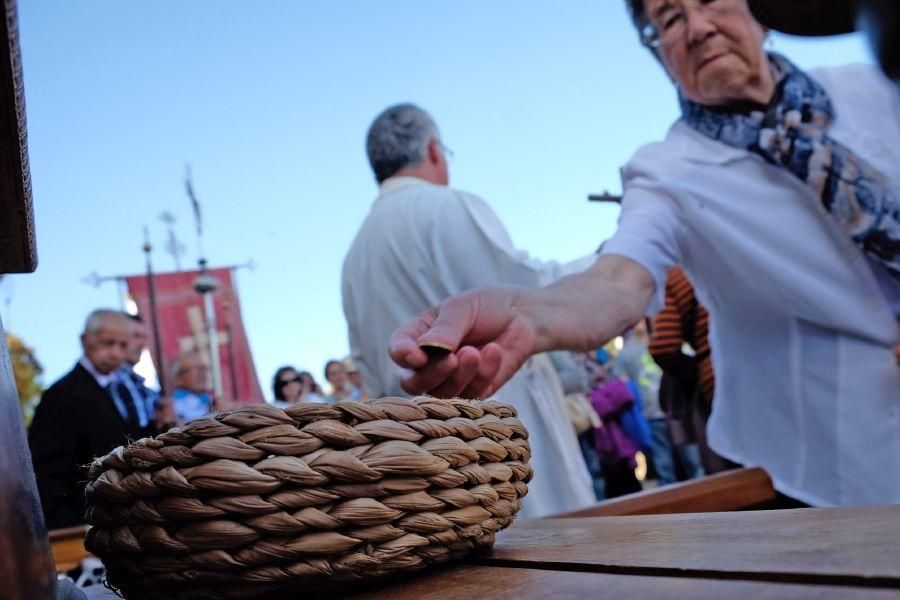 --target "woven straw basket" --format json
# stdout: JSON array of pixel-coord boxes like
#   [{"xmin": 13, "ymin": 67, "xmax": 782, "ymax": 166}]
[{"xmin": 84, "ymin": 397, "xmax": 532, "ymax": 599}]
